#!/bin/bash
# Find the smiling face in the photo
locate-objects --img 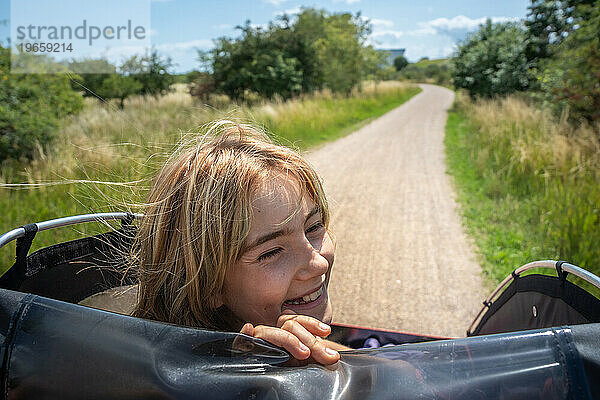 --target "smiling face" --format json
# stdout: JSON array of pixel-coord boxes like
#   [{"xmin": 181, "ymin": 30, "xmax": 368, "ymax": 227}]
[{"xmin": 219, "ymin": 175, "xmax": 334, "ymax": 327}]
